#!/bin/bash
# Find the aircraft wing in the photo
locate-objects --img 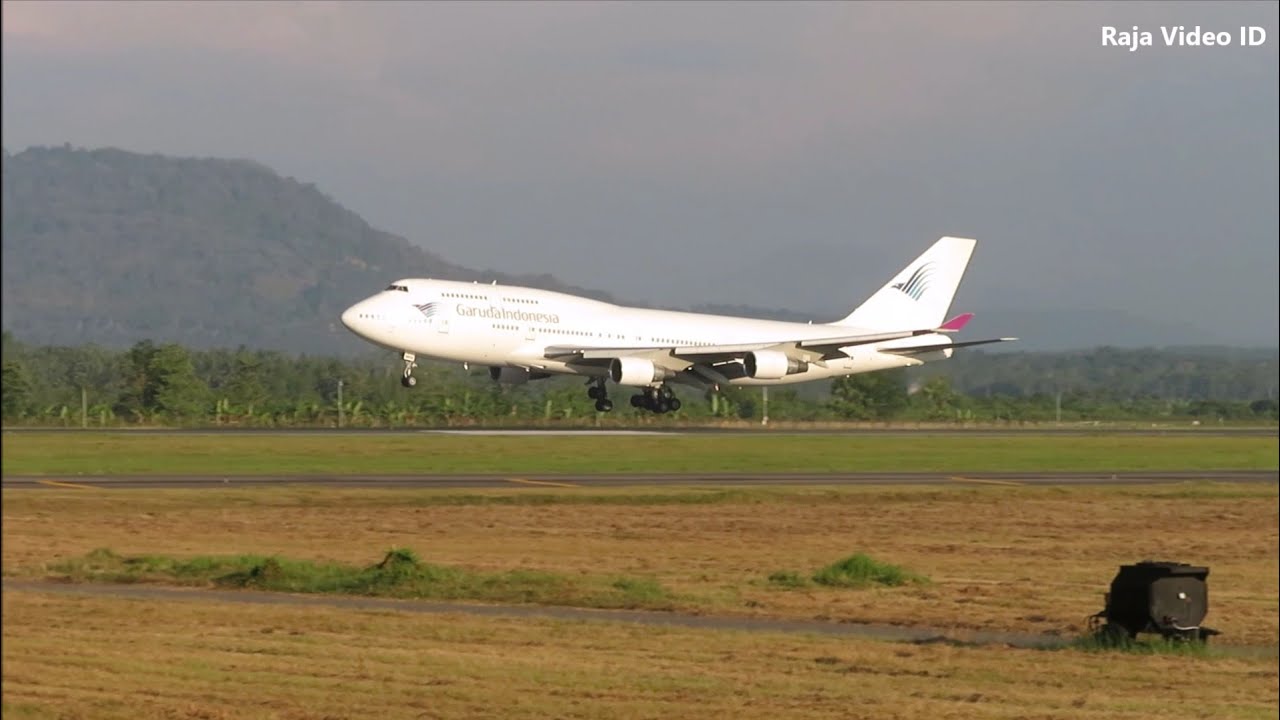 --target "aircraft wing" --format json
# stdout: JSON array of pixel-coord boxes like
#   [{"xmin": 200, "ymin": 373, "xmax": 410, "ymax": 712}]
[
  {"xmin": 544, "ymin": 323, "xmax": 974, "ymax": 366},
  {"xmin": 880, "ymin": 337, "xmax": 1018, "ymax": 355}
]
